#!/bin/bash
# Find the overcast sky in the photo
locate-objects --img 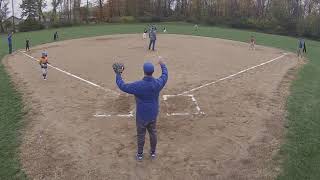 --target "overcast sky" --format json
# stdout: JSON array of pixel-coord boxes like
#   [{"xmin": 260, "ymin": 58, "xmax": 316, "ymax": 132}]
[
  {"xmin": 10, "ymin": 0, "xmax": 53, "ymax": 18},
  {"xmin": 10, "ymin": 0, "xmax": 96, "ymax": 18}
]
